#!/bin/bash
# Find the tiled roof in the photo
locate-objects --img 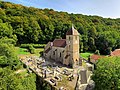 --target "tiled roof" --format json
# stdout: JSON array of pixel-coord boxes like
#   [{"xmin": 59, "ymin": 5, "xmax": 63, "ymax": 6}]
[
  {"xmin": 44, "ymin": 47, "xmax": 51, "ymax": 53},
  {"xmin": 53, "ymin": 39, "xmax": 66, "ymax": 47},
  {"xmin": 110, "ymin": 49, "xmax": 120, "ymax": 56},
  {"xmin": 90, "ymin": 54, "xmax": 101, "ymax": 61},
  {"xmin": 66, "ymin": 25, "xmax": 79, "ymax": 35},
  {"xmin": 90, "ymin": 54, "xmax": 102, "ymax": 63}
]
